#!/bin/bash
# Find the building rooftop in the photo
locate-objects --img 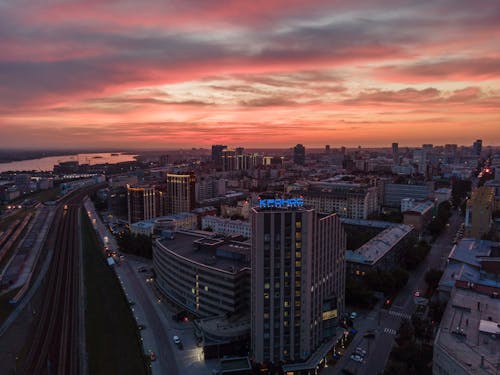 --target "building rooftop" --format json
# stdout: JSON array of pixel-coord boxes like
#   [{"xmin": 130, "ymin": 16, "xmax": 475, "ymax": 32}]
[
  {"xmin": 131, "ymin": 221, "xmax": 154, "ymax": 230},
  {"xmin": 346, "ymin": 224, "xmax": 414, "ymax": 265},
  {"xmin": 155, "ymin": 230, "xmax": 250, "ymax": 274},
  {"xmin": 435, "ymin": 285, "xmax": 500, "ymax": 374},
  {"xmin": 448, "ymin": 238, "xmax": 499, "ymax": 268},
  {"xmin": 403, "ymin": 200, "xmax": 434, "ymax": 214},
  {"xmin": 341, "ymin": 217, "xmax": 394, "ymax": 229}
]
